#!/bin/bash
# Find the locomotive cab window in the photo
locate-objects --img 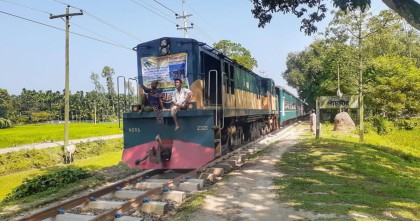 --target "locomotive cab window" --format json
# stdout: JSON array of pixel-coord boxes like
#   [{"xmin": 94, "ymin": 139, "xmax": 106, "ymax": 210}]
[
  {"xmin": 229, "ymin": 65, "xmax": 235, "ymax": 94},
  {"xmin": 201, "ymin": 51, "xmax": 222, "ymax": 105},
  {"xmin": 223, "ymin": 62, "xmax": 235, "ymax": 94}
]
